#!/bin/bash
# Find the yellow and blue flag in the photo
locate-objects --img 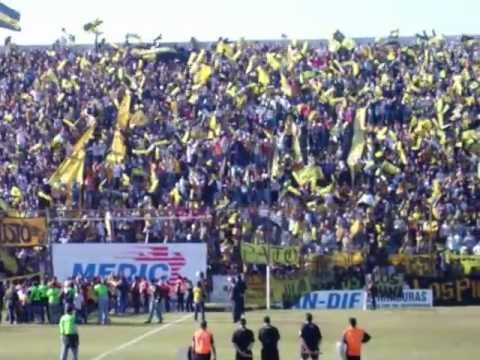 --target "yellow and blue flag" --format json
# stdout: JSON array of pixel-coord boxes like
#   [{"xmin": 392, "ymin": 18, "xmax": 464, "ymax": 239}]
[{"xmin": 0, "ymin": 2, "xmax": 20, "ymax": 31}]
